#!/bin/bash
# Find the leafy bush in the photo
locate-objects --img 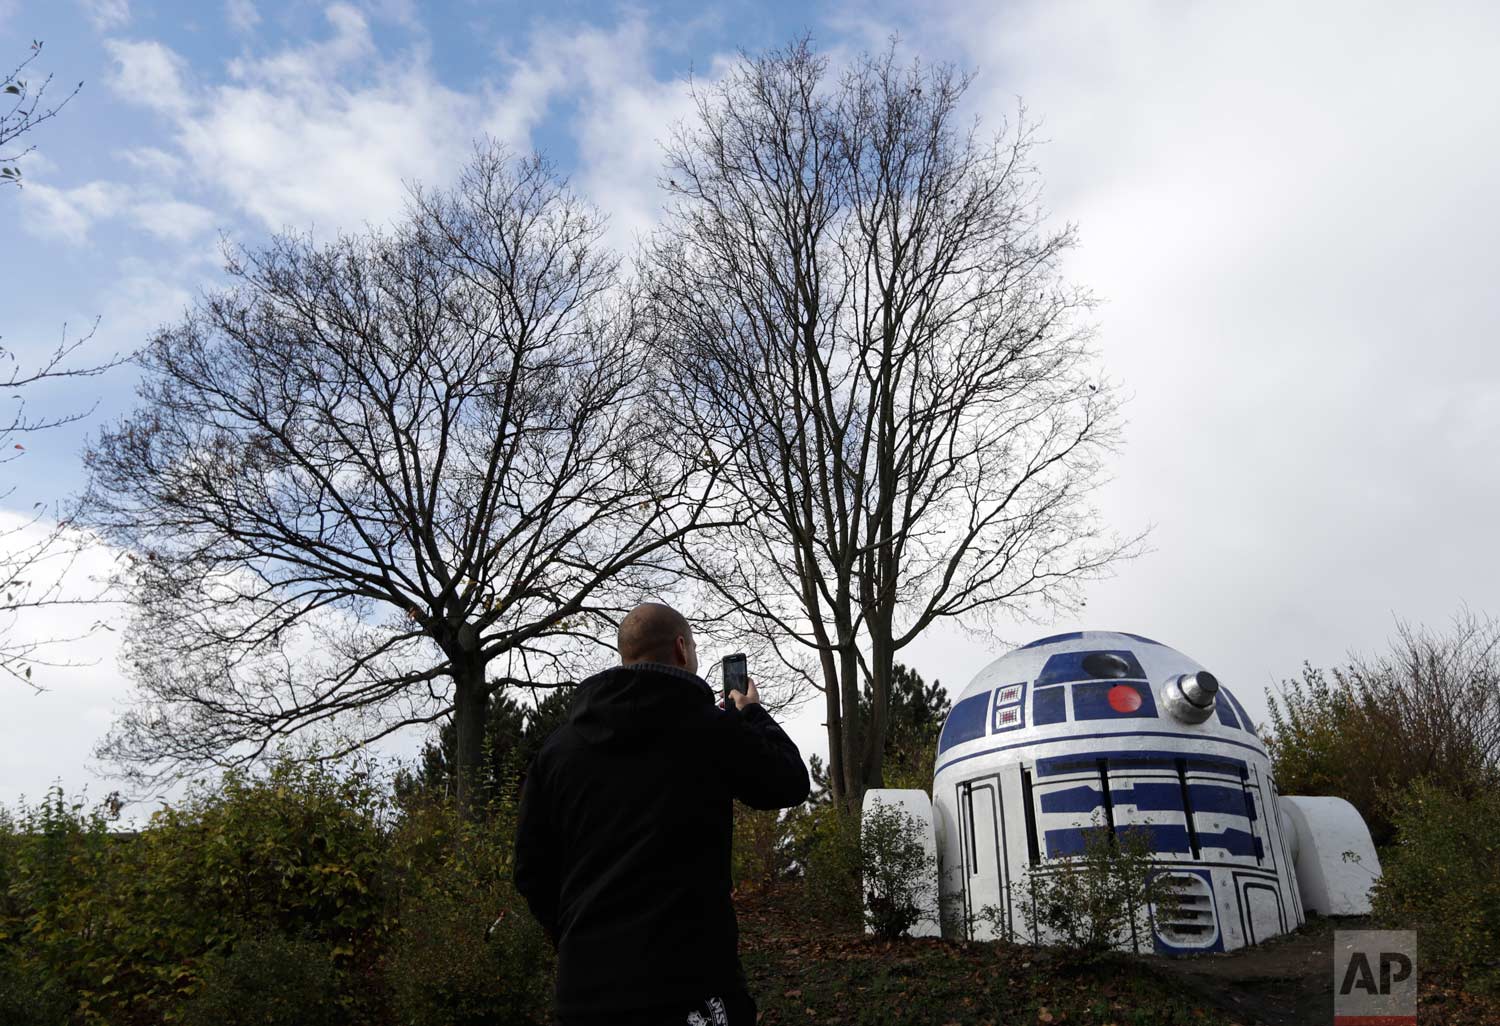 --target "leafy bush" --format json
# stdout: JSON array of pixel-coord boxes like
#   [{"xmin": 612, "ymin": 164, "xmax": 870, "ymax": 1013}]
[
  {"xmin": 1370, "ymin": 777, "xmax": 1500, "ymax": 980},
  {"xmin": 1266, "ymin": 611, "xmax": 1500, "ymax": 846},
  {"xmin": 177, "ymin": 925, "xmax": 342, "ymax": 1026},
  {"xmin": 787, "ymin": 801, "xmax": 864, "ymax": 929},
  {"xmin": 384, "ymin": 796, "xmax": 553, "ymax": 1026},
  {"xmin": 0, "ymin": 787, "xmax": 140, "ymax": 1025},
  {"xmin": 732, "ymin": 803, "xmax": 793, "ymax": 892},
  {"xmin": 141, "ymin": 757, "xmax": 393, "ymax": 947},
  {"xmin": 0, "ymin": 759, "xmax": 396, "ymax": 1025},
  {"xmin": 859, "ymin": 800, "xmax": 938, "ymax": 939},
  {"xmin": 1017, "ymin": 812, "xmax": 1180, "ymax": 958},
  {"xmin": 0, "ymin": 946, "xmax": 71, "ymax": 1026}
]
